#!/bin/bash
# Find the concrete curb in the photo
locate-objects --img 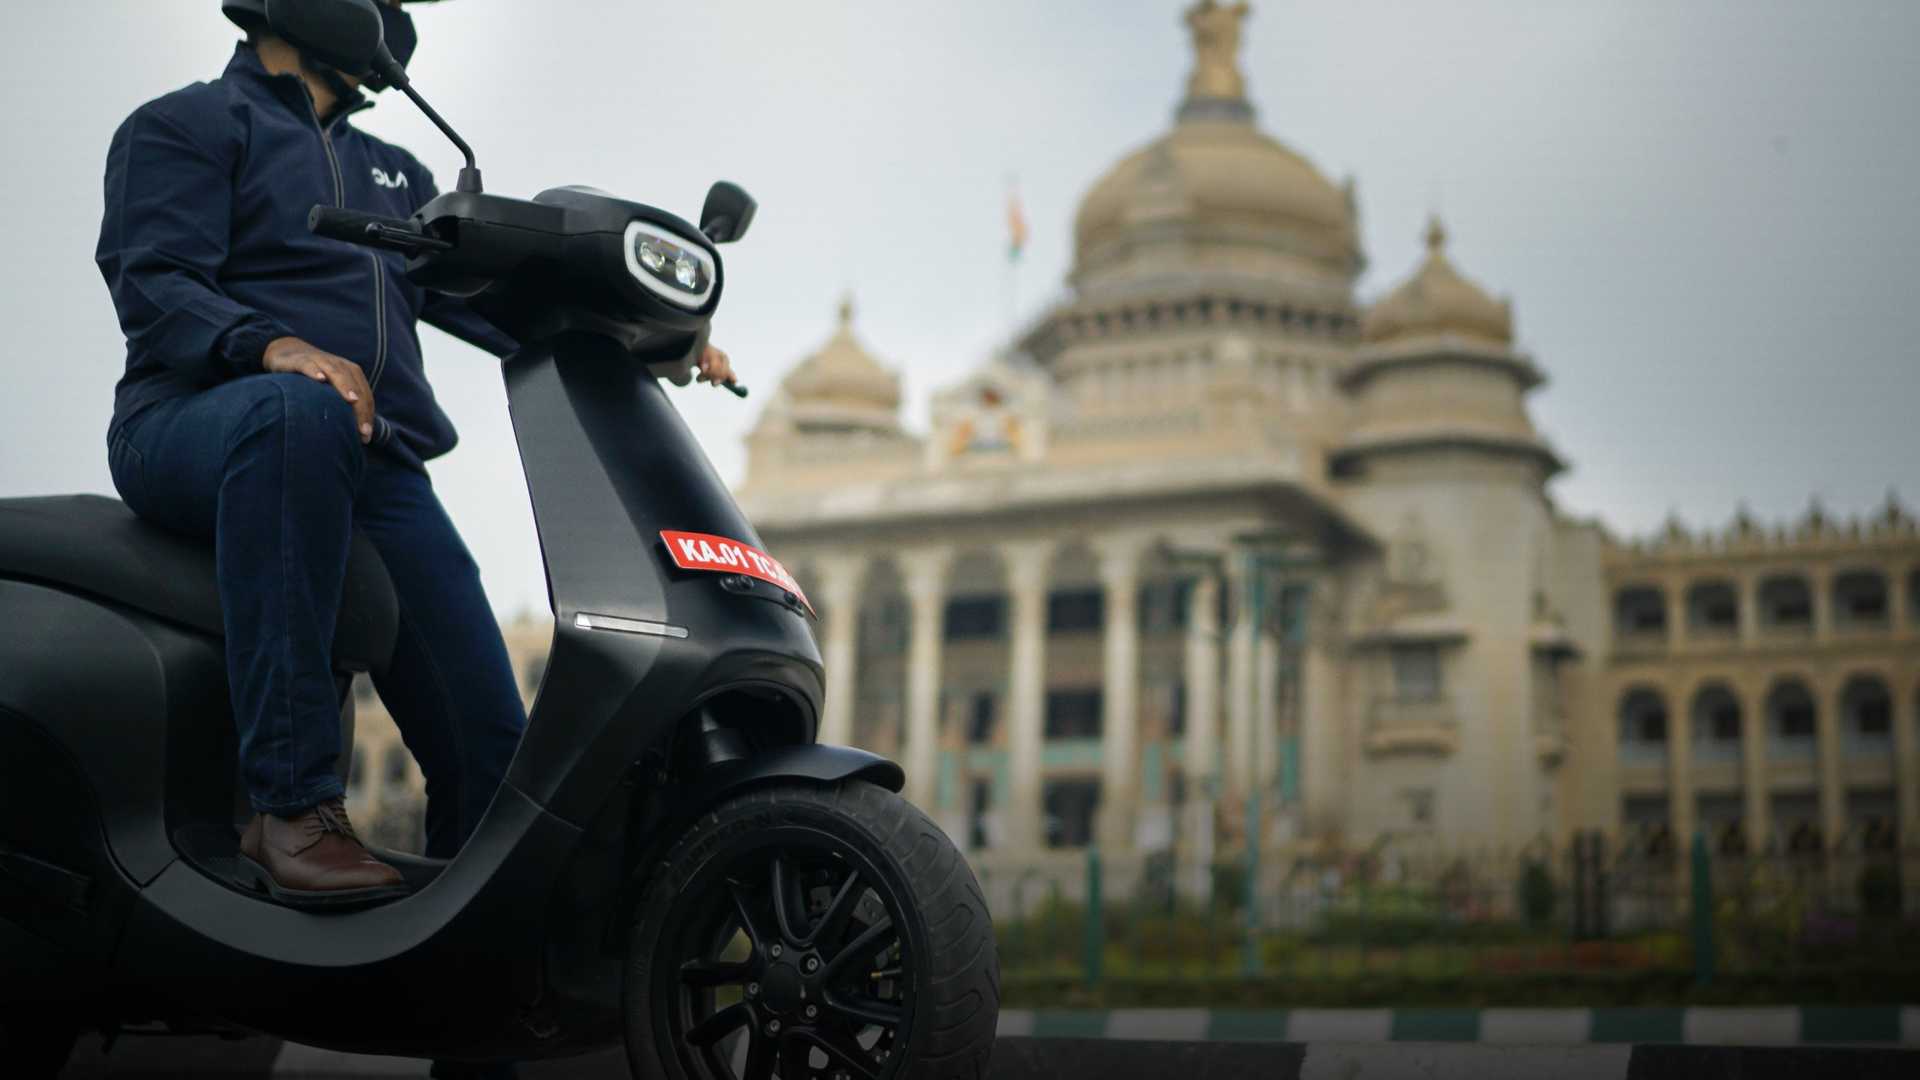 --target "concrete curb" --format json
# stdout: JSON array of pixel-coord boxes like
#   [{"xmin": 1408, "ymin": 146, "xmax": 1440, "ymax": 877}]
[{"xmin": 1000, "ymin": 1005, "xmax": 1920, "ymax": 1044}]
